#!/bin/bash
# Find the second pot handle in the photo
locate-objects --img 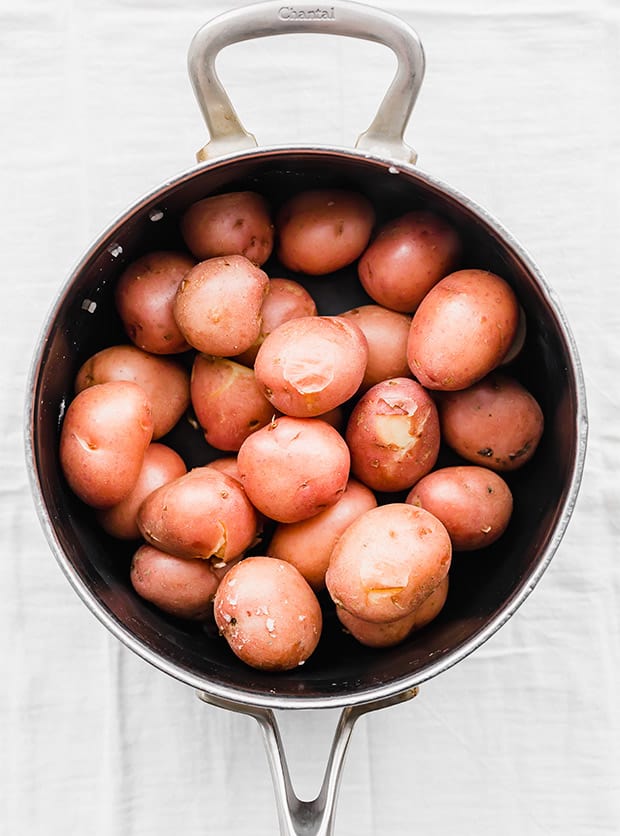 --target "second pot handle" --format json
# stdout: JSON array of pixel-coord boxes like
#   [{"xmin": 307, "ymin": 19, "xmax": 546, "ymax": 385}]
[
  {"xmin": 188, "ymin": 0, "xmax": 425, "ymax": 163},
  {"xmin": 198, "ymin": 687, "xmax": 418, "ymax": 836}
]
